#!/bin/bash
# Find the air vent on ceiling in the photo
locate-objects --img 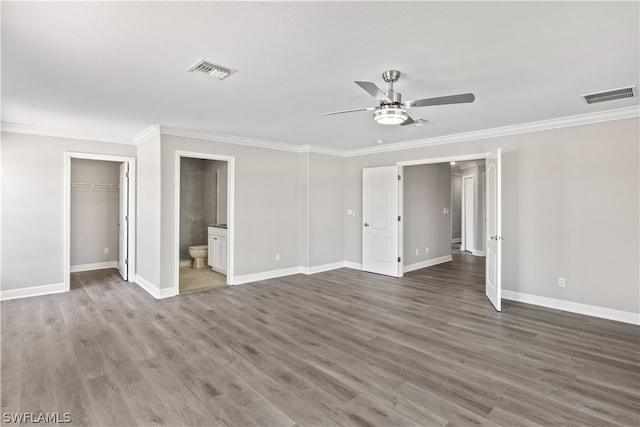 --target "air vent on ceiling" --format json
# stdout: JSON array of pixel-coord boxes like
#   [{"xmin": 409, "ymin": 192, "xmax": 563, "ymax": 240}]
[
  {"xmin": 582, "ymin": 86, "xmax": 635, "ymax": 104},
  {"xmin": 187, "ymin": 58, "xmax": 237, "ymax": 80}
]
